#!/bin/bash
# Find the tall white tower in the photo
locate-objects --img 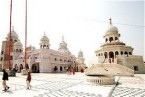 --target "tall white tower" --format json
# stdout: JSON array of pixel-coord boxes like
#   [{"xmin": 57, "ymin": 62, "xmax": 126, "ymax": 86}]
[
  {"xmin": 95, "ymin": 19, "xmax": 133, "ymax": 63},
  {"xmin": 76, "ymin": 50, "xmax": 85, "ymax": 71}
]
